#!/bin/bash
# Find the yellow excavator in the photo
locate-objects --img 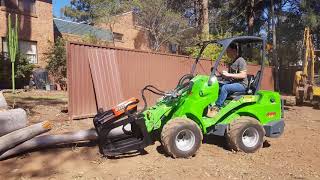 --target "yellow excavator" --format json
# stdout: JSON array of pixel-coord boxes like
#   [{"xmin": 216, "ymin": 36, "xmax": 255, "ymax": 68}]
[{"xmin": 293, "ymin": 27, "xmax": 320, "ymax": 108}]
